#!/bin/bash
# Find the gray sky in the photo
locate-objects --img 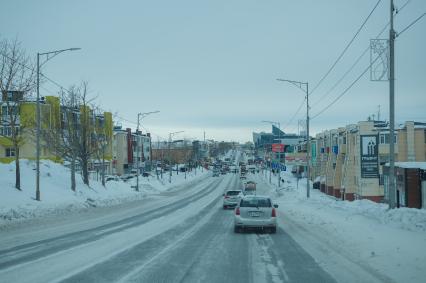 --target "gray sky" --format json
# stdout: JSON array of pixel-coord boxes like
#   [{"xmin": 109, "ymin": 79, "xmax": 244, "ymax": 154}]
[{"xmin": 1, "ymin": 0, "xmax": 425, "ymax": 142}]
